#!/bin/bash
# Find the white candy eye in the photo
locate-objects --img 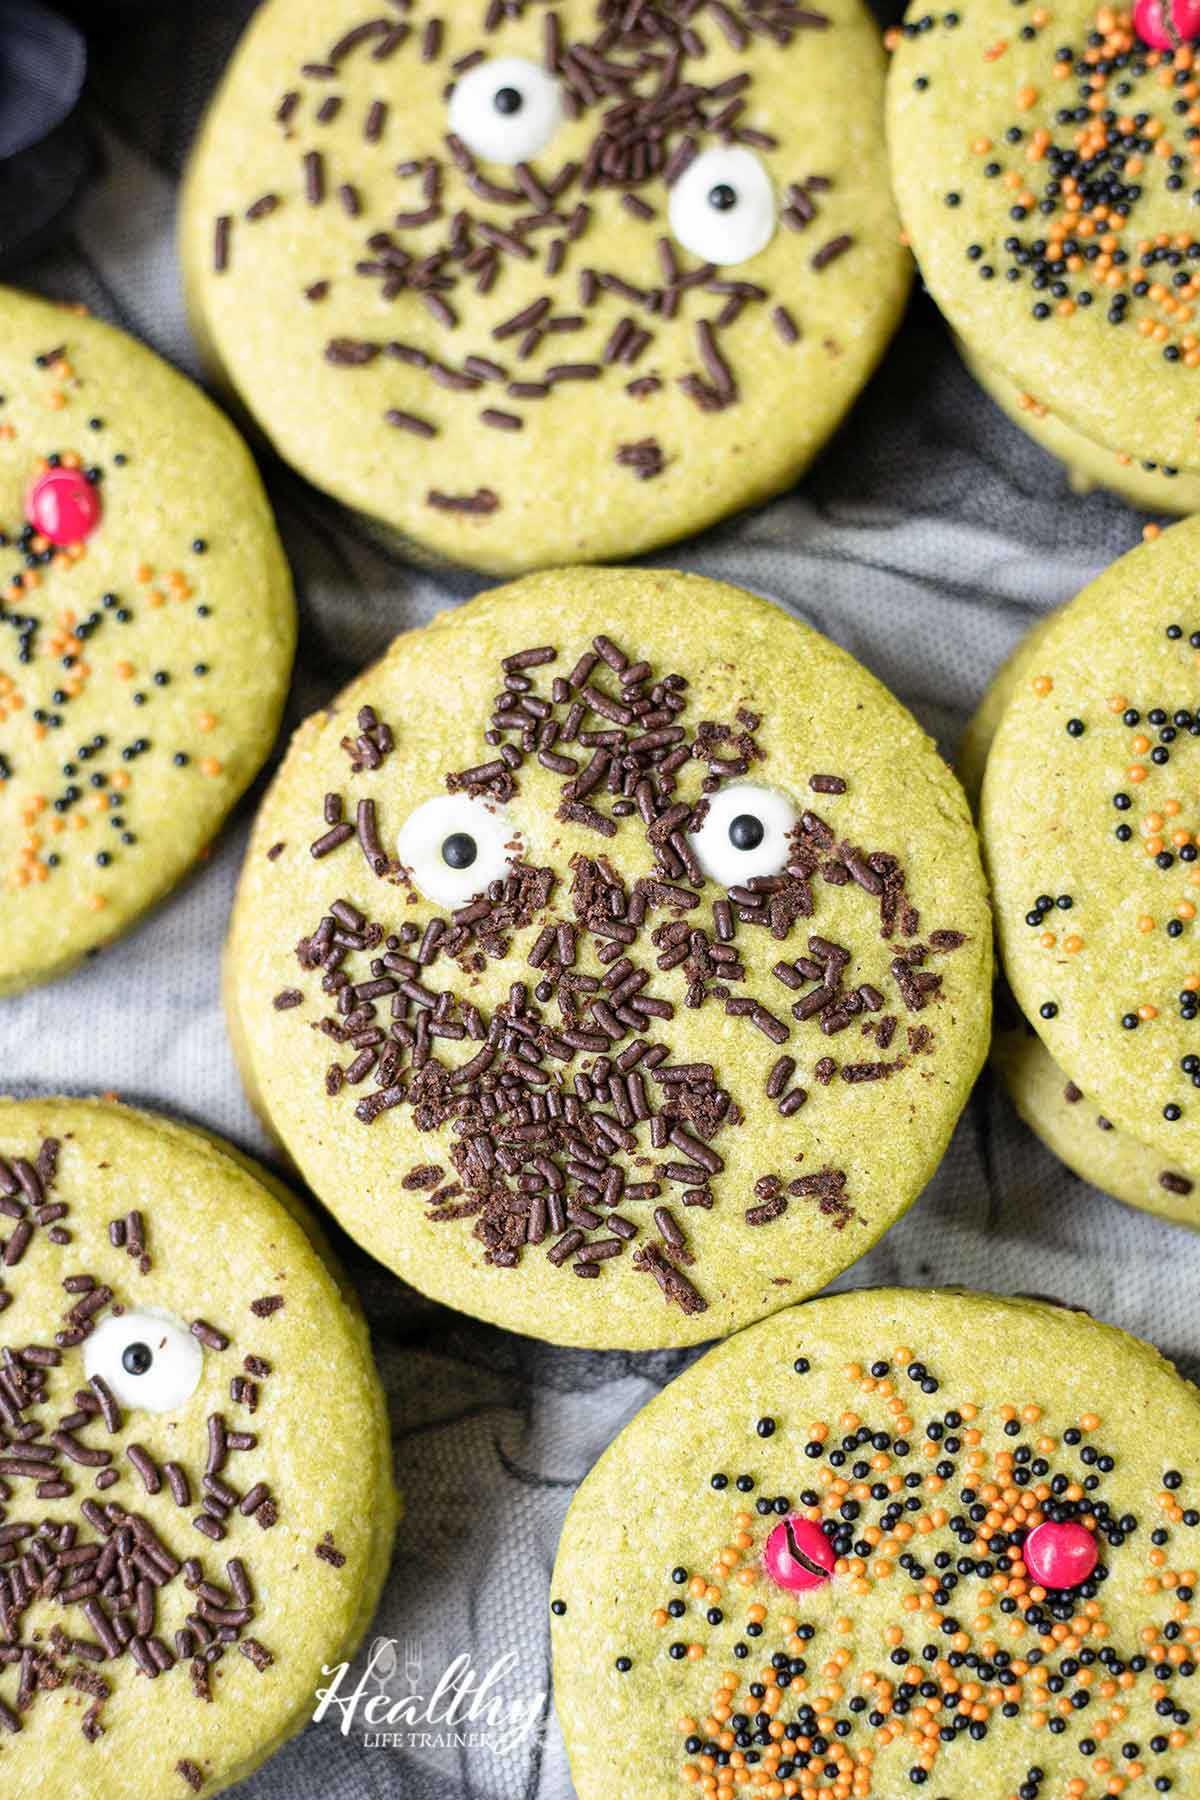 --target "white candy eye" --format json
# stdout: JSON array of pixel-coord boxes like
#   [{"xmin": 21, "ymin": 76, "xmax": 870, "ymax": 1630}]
[
  {"xmin": 669, "ymin": 146, "xmax": 777, "ymax": 266},
  {"xmin": 447, "ymin": 57, "xmax": 563, "ymax": 164},
  {"xmin": 83, "ymin": 1308, "xmax": 204, "ymax": 1414},
  {"xmin": 396, "ymin": 792, "xmax": 515, "ymax": 908},
  {"xmin": 689, "ymin": 782, "xmax": 798, "ymax": 885}
]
